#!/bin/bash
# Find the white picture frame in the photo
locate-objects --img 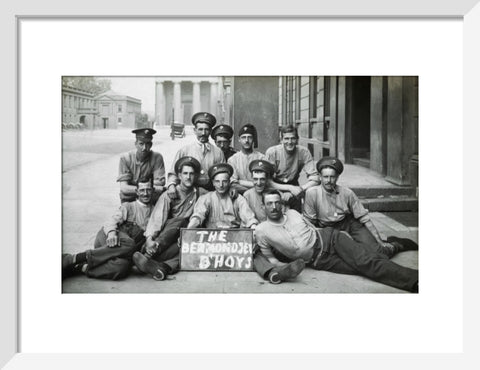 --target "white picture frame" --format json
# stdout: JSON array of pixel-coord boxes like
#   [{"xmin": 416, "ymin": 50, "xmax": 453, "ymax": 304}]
[{"xmin": 3, "ymin": 0, "xmax": 480, "ymax": 368}]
